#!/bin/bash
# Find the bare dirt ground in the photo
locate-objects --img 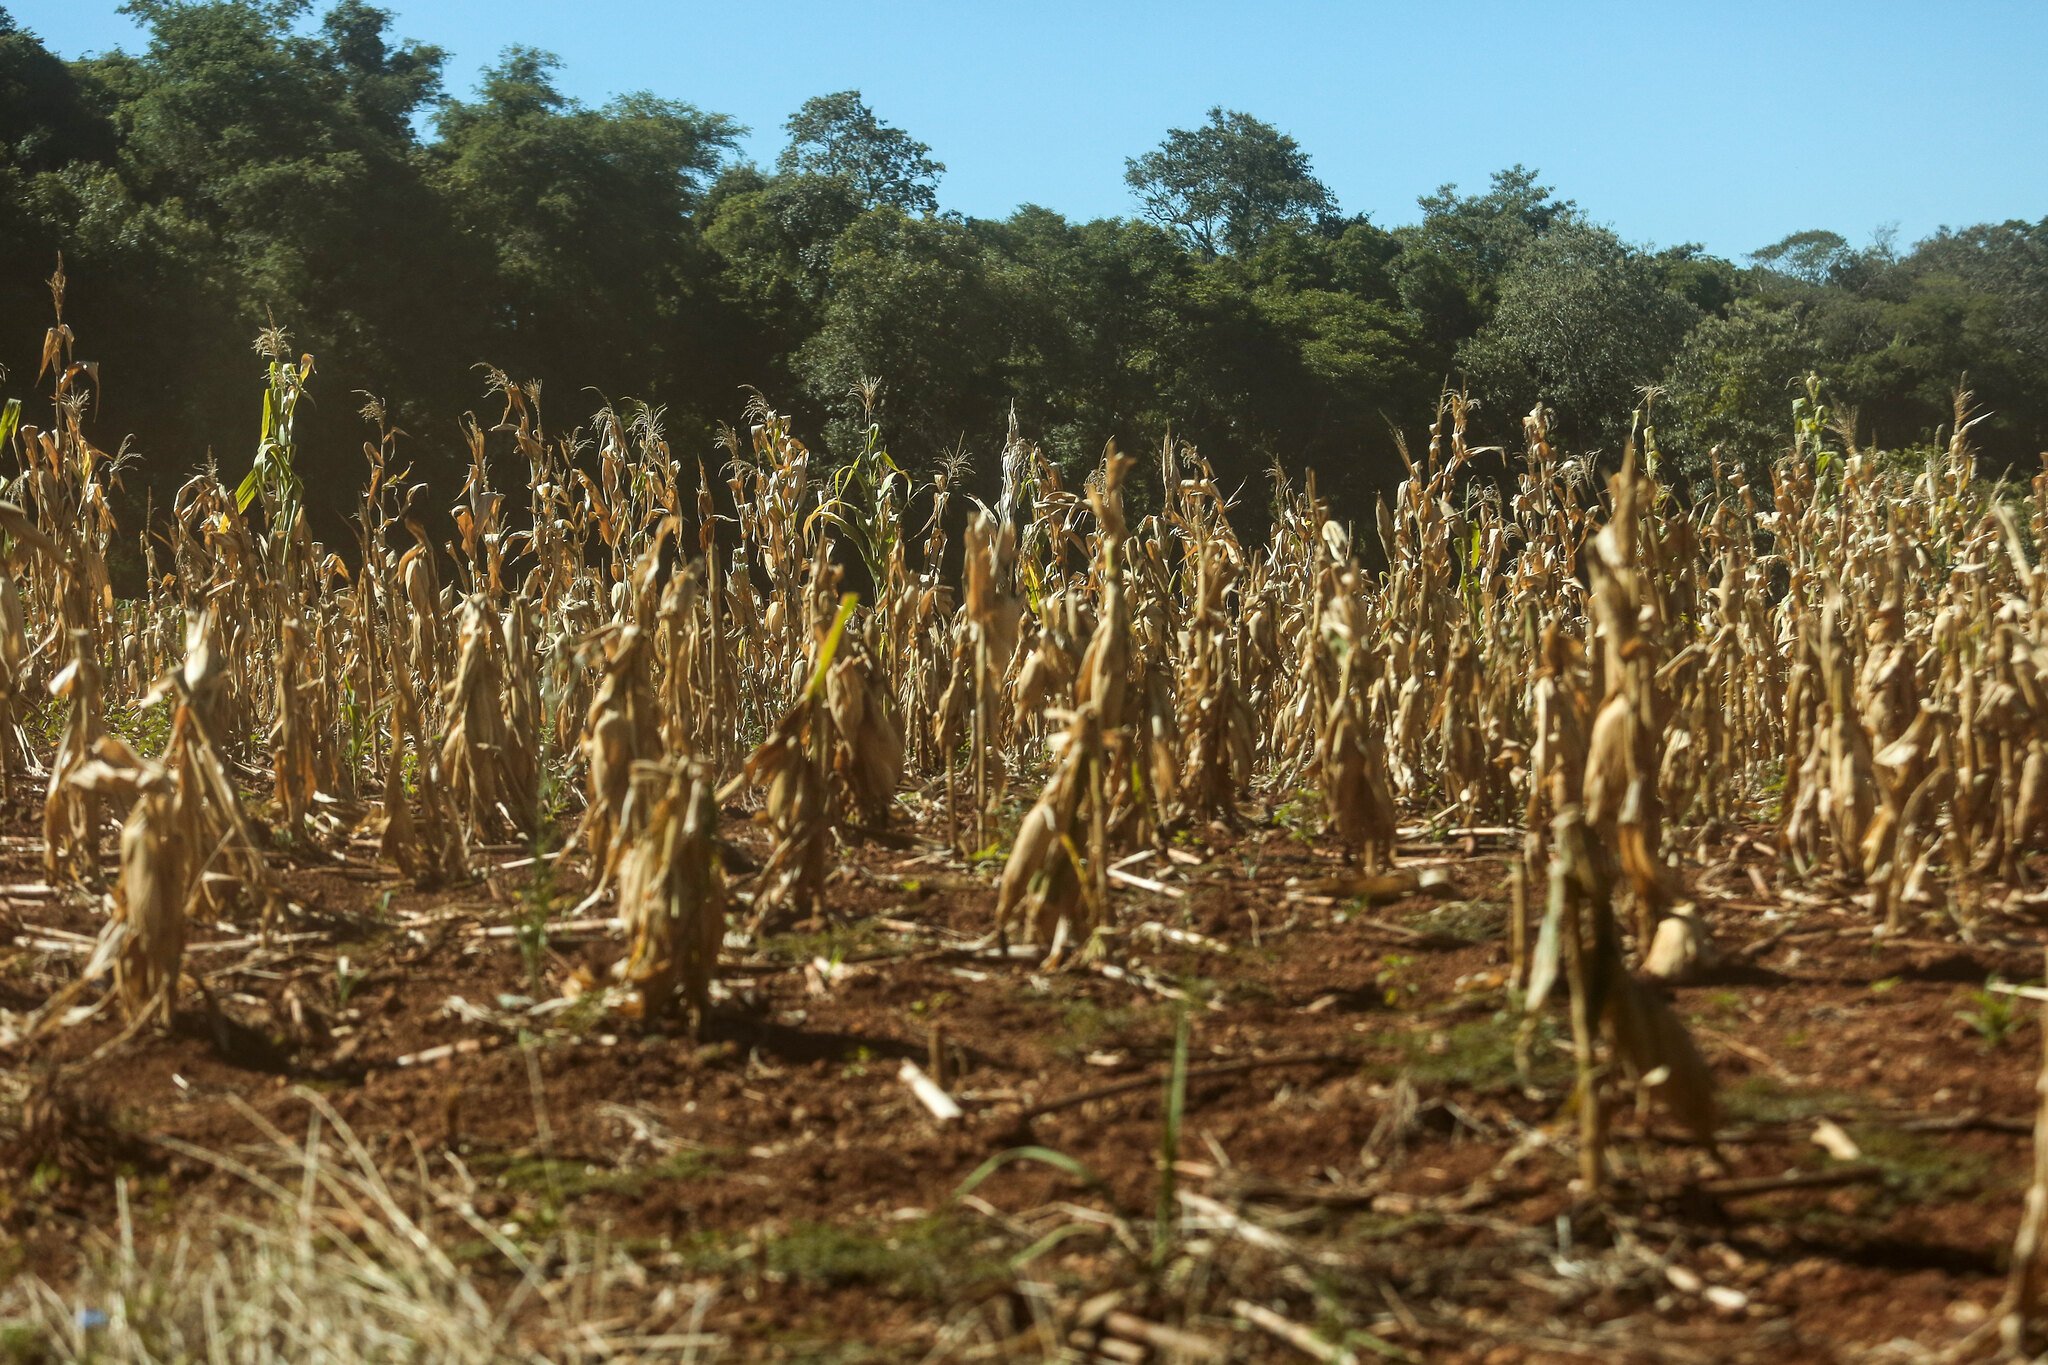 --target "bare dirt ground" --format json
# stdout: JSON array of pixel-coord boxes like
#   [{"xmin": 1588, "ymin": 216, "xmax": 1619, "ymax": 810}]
[{"xmin": 2, "ymin": 801, "xmax": 2042, "ymax": 1362}]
